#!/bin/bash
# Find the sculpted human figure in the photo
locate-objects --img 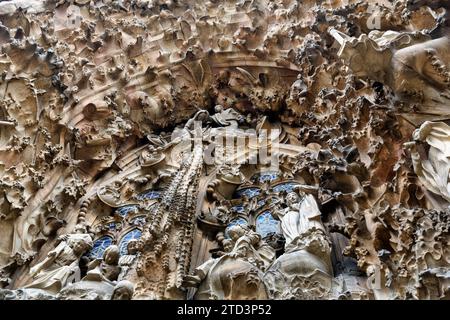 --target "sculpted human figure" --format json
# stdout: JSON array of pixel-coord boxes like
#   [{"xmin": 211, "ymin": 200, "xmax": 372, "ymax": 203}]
[
  {"xmin": 227, "ymin": 225, "xmax": 276, "ymax": 271},
  {"xmin": 84, "ymin": 245, "xmax": 121, "ymax": 283},
  {"xmin": 183, "ymin": 110, "xmax": 211, "ymax": 134},
  {"xmin": 170, "ymin": 109, "xmax": 211, "ymax": 149},
  {"xmin": 404, "ymin": 121, "xmax": 450, "ymax": 202},
  {"xmin": 57, "ymin": 245, "xmax": 121, "ymax": 300},
  {"xmin": 329, "ymin": 4, "xmax": 450, "ymax": 122},
  {"xmin": 210, "ymin": 105, "xmax": 244, "ymax": 129},
  {"xmin": 272, "ymin": 191, "xmax": 326, "ymax": 253},
  {"xmin": 182, "ymin": 239, "xmax": 233, "ymax": 288},
  {"xmin": 288, "ymin": 76, "xmax": 309, "ymax": 106},
  {"xmin": 25, "ymin": 232, "xmax": 93, "ymax": 295},
  {"xmin": 183, "ymin": 225, "xmax": 275, "ymax": 300},
  {"xmin": 118, "ymin": 239, "xmax": 142, "ymax": 280},
  {"xmin": 265, "ymin": 190, "xmax": 333, "ymax": 299},
  {"xmin": 111, "ymin": 280, "xmax": 135, "ymax": 300}
]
